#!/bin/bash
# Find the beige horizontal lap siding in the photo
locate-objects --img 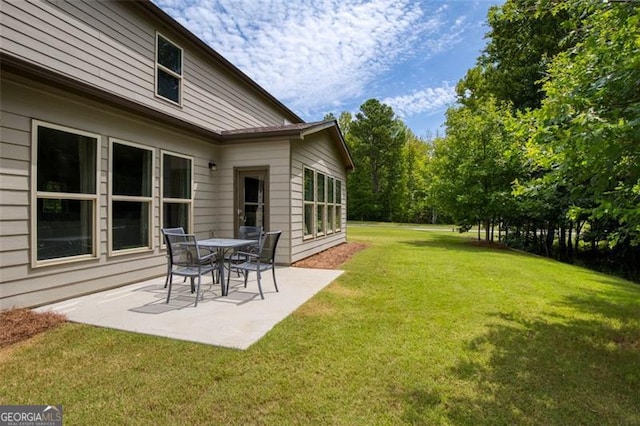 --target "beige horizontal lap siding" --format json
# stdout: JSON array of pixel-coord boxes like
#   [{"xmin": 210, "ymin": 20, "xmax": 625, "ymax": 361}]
[
  {"xmin": 0, "ymin": 76, "xmax": 220, "ymax": 309},
  {"xmin": 215, "ymin": 140, "xmax": 291, "ymax": 264},
  {"xmin": 290, "ymin": 133, "xmax": 348, "ymax": 263},
  {"xmin": 0, "ymin": 0, "xmax": 288, "ymax": 133},
  {"xmin": 0, "ymin": 106, "xmax": 31, "ymax": 279}
]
